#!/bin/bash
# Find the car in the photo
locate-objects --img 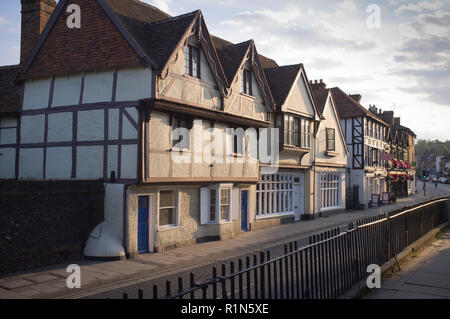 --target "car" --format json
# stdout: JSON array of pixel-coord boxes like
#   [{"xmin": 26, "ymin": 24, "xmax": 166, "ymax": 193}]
[
  {"xmin": 432, "ymin": 177, "xmax": 438, "ymax": 183},
  {"xmin": 439, "ymin": 177, "xmax": 446, "ymax": 183}
]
